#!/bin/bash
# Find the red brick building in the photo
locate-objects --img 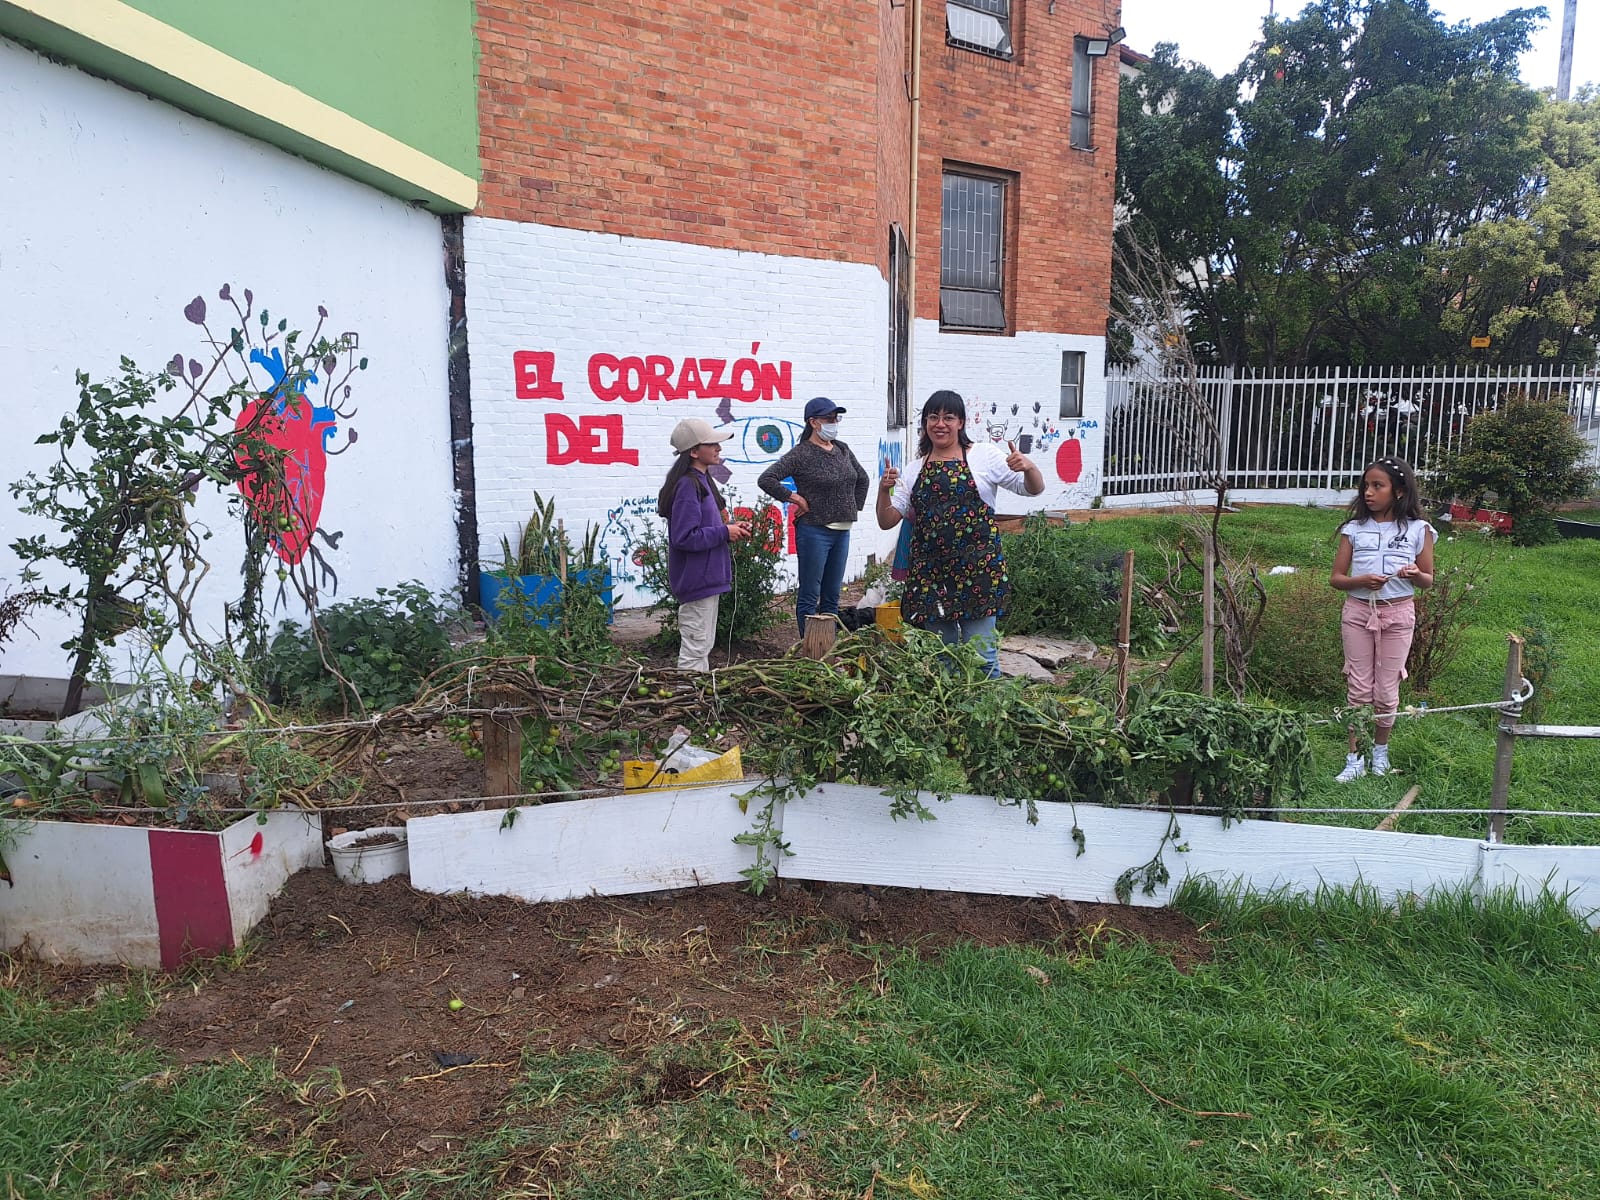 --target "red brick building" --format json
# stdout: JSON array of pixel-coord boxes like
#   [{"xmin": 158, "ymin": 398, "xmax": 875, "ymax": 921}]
[{"xmin": 463, "ymin": 1, "xmax": 1120, "ymax": 598}]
